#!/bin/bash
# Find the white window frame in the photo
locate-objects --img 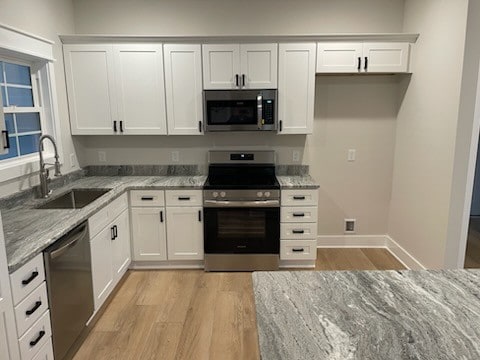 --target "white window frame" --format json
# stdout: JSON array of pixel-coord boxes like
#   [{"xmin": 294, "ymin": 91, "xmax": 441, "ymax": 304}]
[{"xmin": 0, "ymin": 23, "xmax": 61, "ymax": 184}]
